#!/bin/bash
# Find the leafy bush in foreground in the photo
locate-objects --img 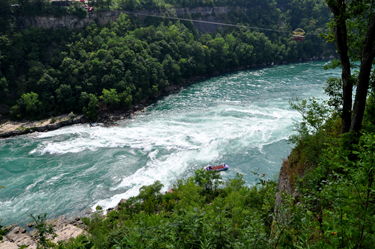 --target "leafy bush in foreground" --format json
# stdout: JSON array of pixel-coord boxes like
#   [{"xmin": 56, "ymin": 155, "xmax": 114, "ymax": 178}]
[
  {"xmin": 17, "ymin": 95, "xmax": 375, "ymax": 248},
  {"xmin": 54, "ymin": 170, "xmax": 277, "ymax": 249}
]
